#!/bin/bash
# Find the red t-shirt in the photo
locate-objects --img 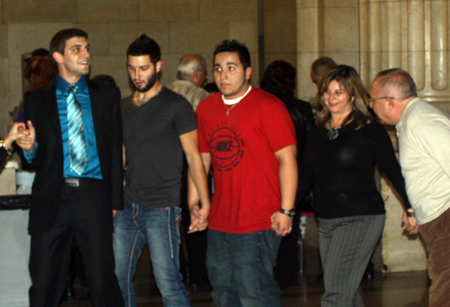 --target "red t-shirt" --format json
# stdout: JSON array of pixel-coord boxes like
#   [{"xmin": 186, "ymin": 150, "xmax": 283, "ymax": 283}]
[{"xmin": 196, "ymin": 87, "xmax": 296, "ymax": 234}]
